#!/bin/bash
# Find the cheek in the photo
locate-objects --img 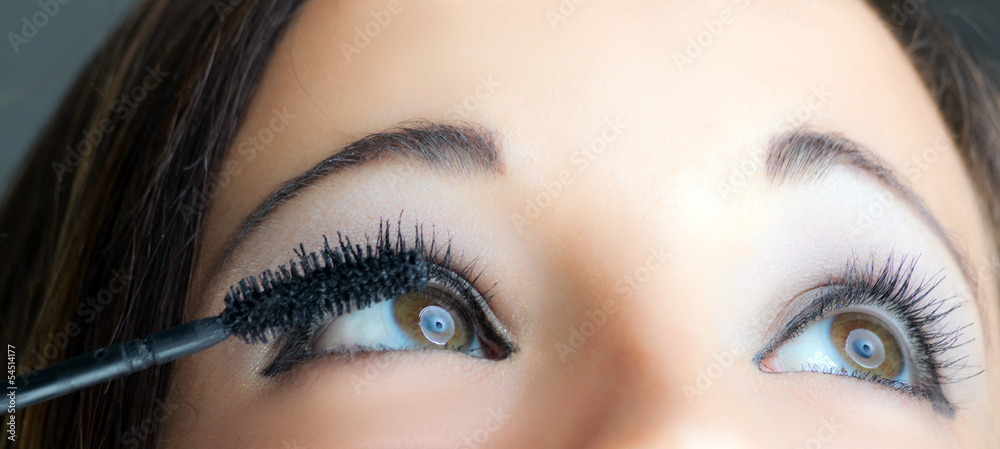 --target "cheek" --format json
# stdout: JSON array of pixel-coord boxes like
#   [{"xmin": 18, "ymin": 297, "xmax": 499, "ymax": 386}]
[
  {"xmin": 157, "ymin": 334, "xmax": 628, "ymax": 448},
  {"xmin": 157, "ymin": 340, "xmax": 271, "ymax": 448},
  {"xmin": 162, "ymin": 355, "xmax": 532, "ymax": 448}
]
